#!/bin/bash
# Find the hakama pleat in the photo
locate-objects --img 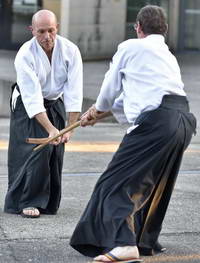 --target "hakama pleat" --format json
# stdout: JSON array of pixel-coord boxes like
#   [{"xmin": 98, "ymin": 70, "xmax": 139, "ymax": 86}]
[
  {"xmin": 70, "ymin": 95, "xmax": 196, "ymax": 257},
  {"xmin": 4, "ymin": 95, "xmax": 66, "ymax": 214}
]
